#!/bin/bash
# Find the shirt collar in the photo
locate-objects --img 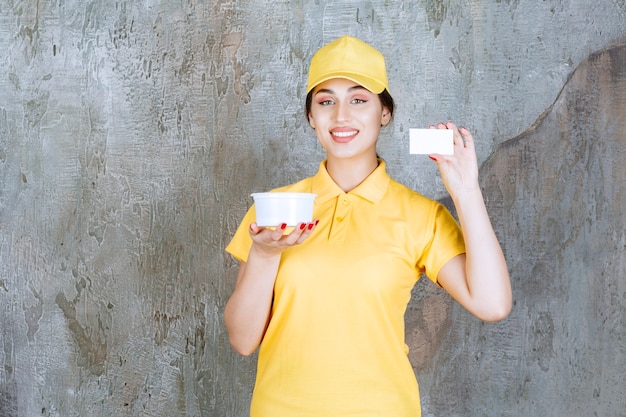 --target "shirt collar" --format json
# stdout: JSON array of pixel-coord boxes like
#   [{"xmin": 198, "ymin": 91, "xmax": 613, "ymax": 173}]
[{"xmin": 311, "ymin": 159, "xmax": 390, "ymax": 204}]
